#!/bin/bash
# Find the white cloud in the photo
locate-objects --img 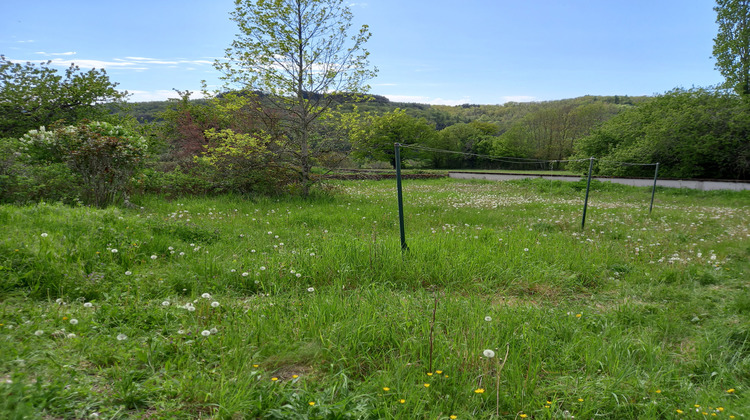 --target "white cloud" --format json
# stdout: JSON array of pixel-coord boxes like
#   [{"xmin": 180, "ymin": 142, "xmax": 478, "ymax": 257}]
[
  {"xmin": 35, "ymin": 51, "xmax": 77, "ymax": 56},
  {"xmin": 385, "ymin": 94, "xmax": 471, "ymax": 106},
  {"xmin": 8, "ymin": 55, "xmax": 214, "ymax": 71},
  {"xmin": 127, "ymin": 89, "xmax": 210, "ymax": 102}
]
